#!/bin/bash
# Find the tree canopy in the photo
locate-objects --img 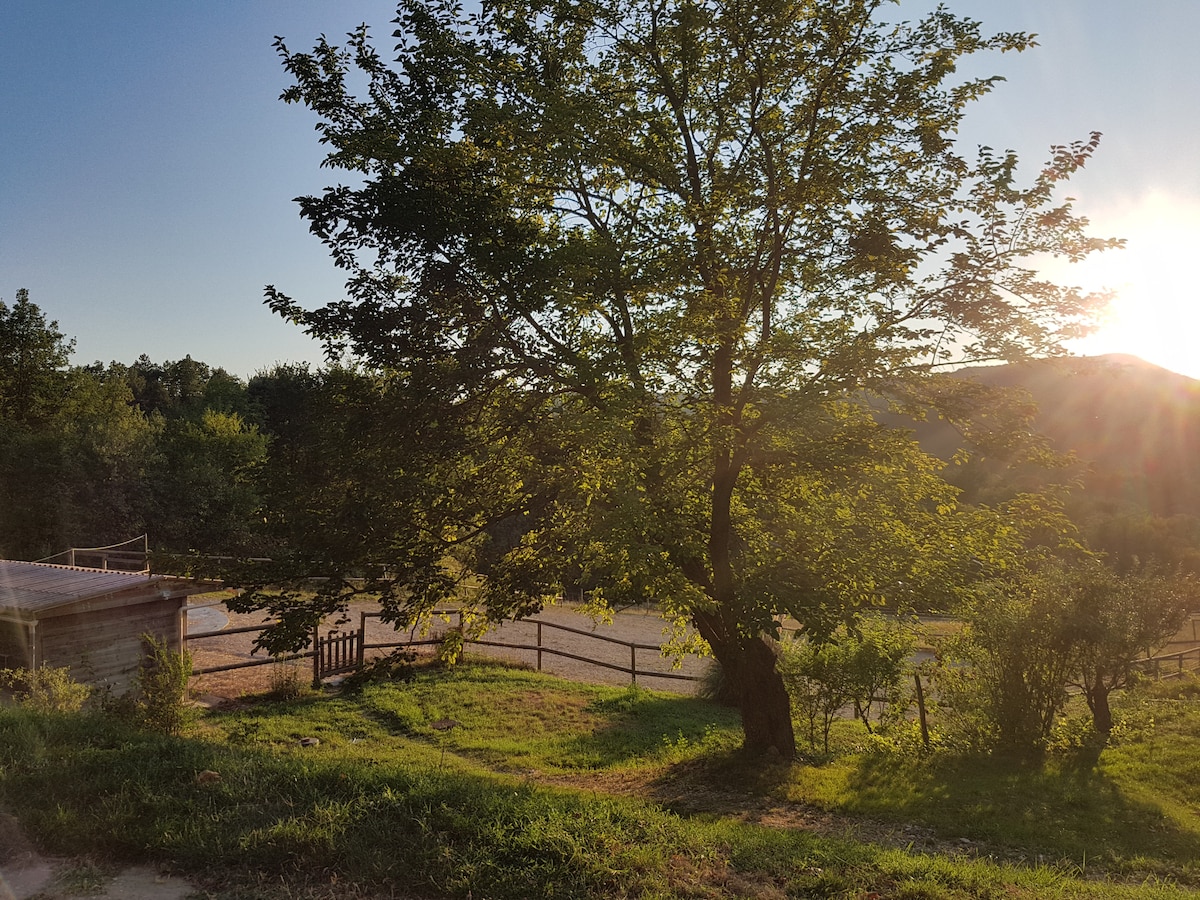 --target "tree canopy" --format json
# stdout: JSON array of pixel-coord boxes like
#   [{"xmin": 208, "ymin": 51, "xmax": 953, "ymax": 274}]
[{"xmin": 260, "ymin": 0, "xmax": 1117, "ymax": 756}]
